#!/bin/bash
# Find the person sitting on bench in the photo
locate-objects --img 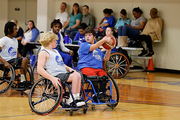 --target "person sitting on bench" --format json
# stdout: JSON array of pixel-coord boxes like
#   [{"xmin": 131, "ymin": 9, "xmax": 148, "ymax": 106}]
[{"xmin": 132, "ymin": 8, "xmax": 163, "ymax": 56}]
